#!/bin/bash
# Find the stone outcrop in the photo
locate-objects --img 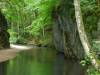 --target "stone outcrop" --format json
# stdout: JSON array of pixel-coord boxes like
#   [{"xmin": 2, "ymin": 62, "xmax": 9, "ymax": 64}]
[
  {"xmin": 52, "ymin": 0, "xmax": 85, "ymax": 59},
  {"xmin": 0, "ymin": 10, "xmax": 10, "ymax": 49}
]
